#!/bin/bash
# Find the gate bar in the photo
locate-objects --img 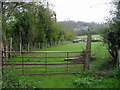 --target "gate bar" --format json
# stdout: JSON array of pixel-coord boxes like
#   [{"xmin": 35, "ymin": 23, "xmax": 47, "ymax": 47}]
[{"xmin": 3, "ymin": 51, "xmax": 85, "ymax": 53}]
